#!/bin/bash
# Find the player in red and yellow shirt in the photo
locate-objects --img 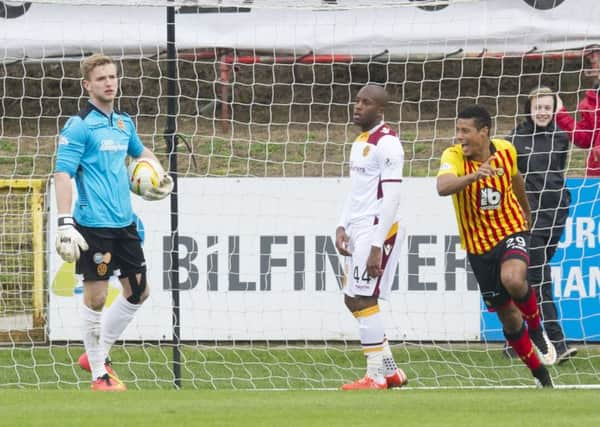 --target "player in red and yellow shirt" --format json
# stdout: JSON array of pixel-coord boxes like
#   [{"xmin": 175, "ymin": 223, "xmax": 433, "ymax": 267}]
[{"xmin": 437, "ymin": 105, "xmax": 555, "ymax": 387}]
